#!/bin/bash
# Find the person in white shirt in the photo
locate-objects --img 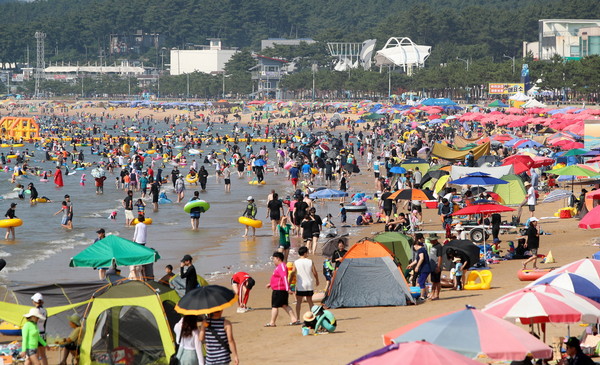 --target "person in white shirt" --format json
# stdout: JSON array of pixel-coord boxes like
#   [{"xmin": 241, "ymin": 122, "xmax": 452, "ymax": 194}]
[
  {"xmin": 292, "ymin": 246, "xmax": 319, "ymax": 320},
  {"xmin": 524, "ymin": 182, "xmax": 536, "ymax": 217},
  {"xmin": 133, "ymin": 215, "xmax": 147, "ymax": 245},
  {"xmin": 174, "ymin": 315, "xmax": 204, "ymax": 365}
]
